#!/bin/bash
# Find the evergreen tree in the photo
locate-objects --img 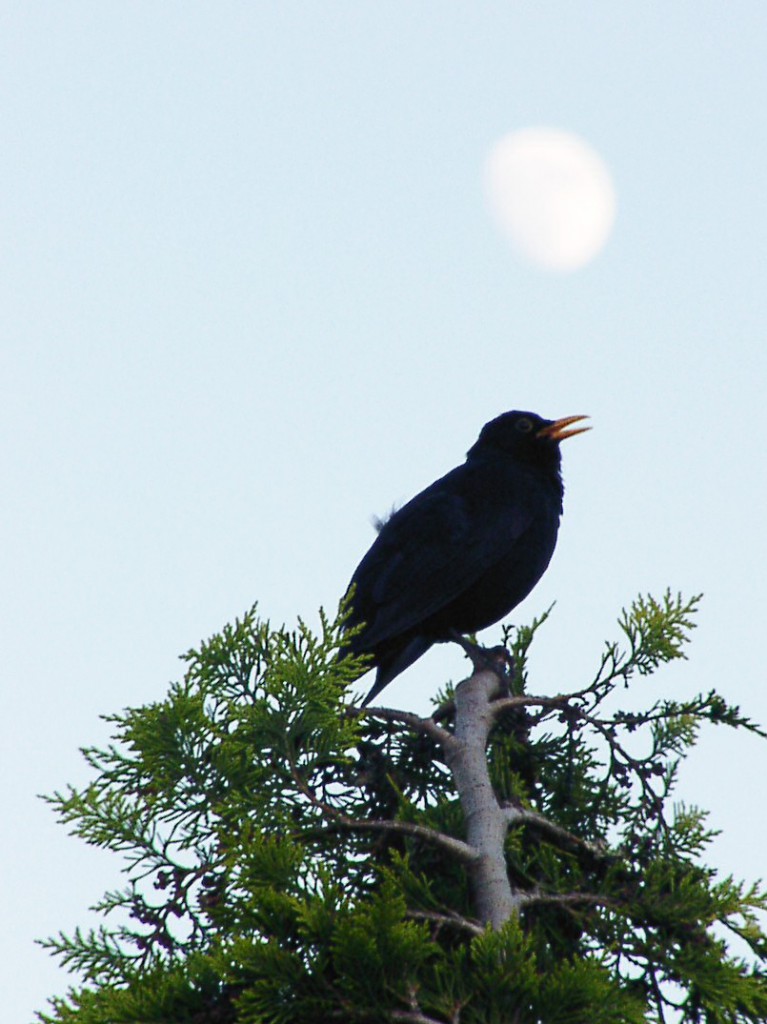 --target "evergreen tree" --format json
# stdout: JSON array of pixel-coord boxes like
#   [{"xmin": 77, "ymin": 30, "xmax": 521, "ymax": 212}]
[{"xmin": 39, "ymin": 592, "xmax": 767, "ymax": 1023}]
